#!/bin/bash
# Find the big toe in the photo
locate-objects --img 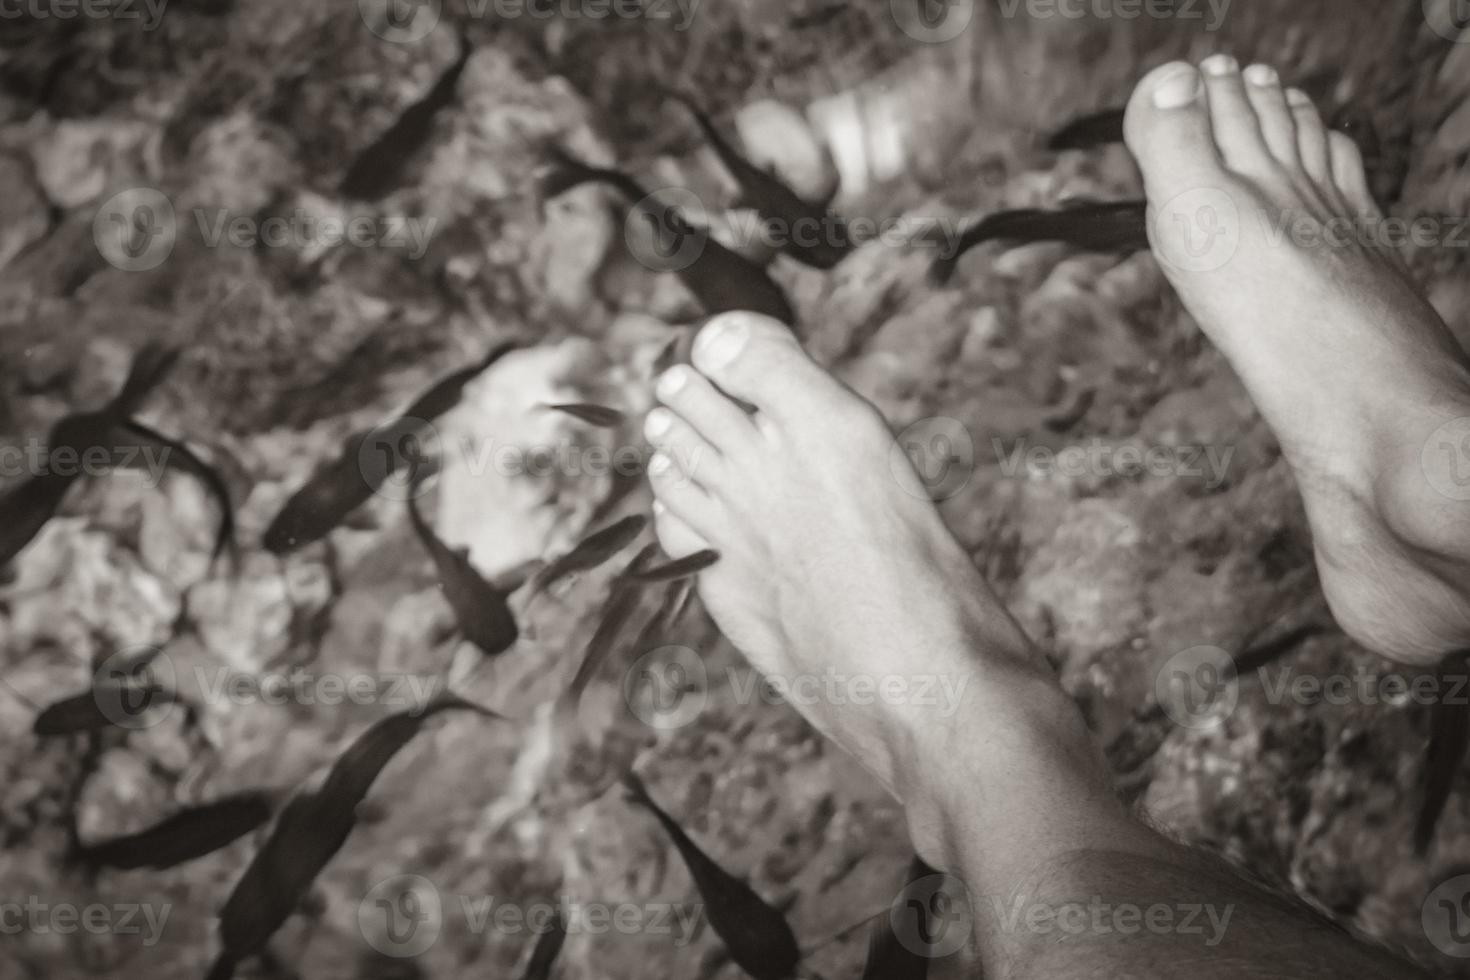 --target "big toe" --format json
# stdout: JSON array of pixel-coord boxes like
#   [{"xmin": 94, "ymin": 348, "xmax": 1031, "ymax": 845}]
[
  {"xmin": 1124, "ymin": 61, "xmax": 1221, "ymax": 202},
  {"xmin": 689, "ymin": 312, "xmax": 846, "ymax": 422}
]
